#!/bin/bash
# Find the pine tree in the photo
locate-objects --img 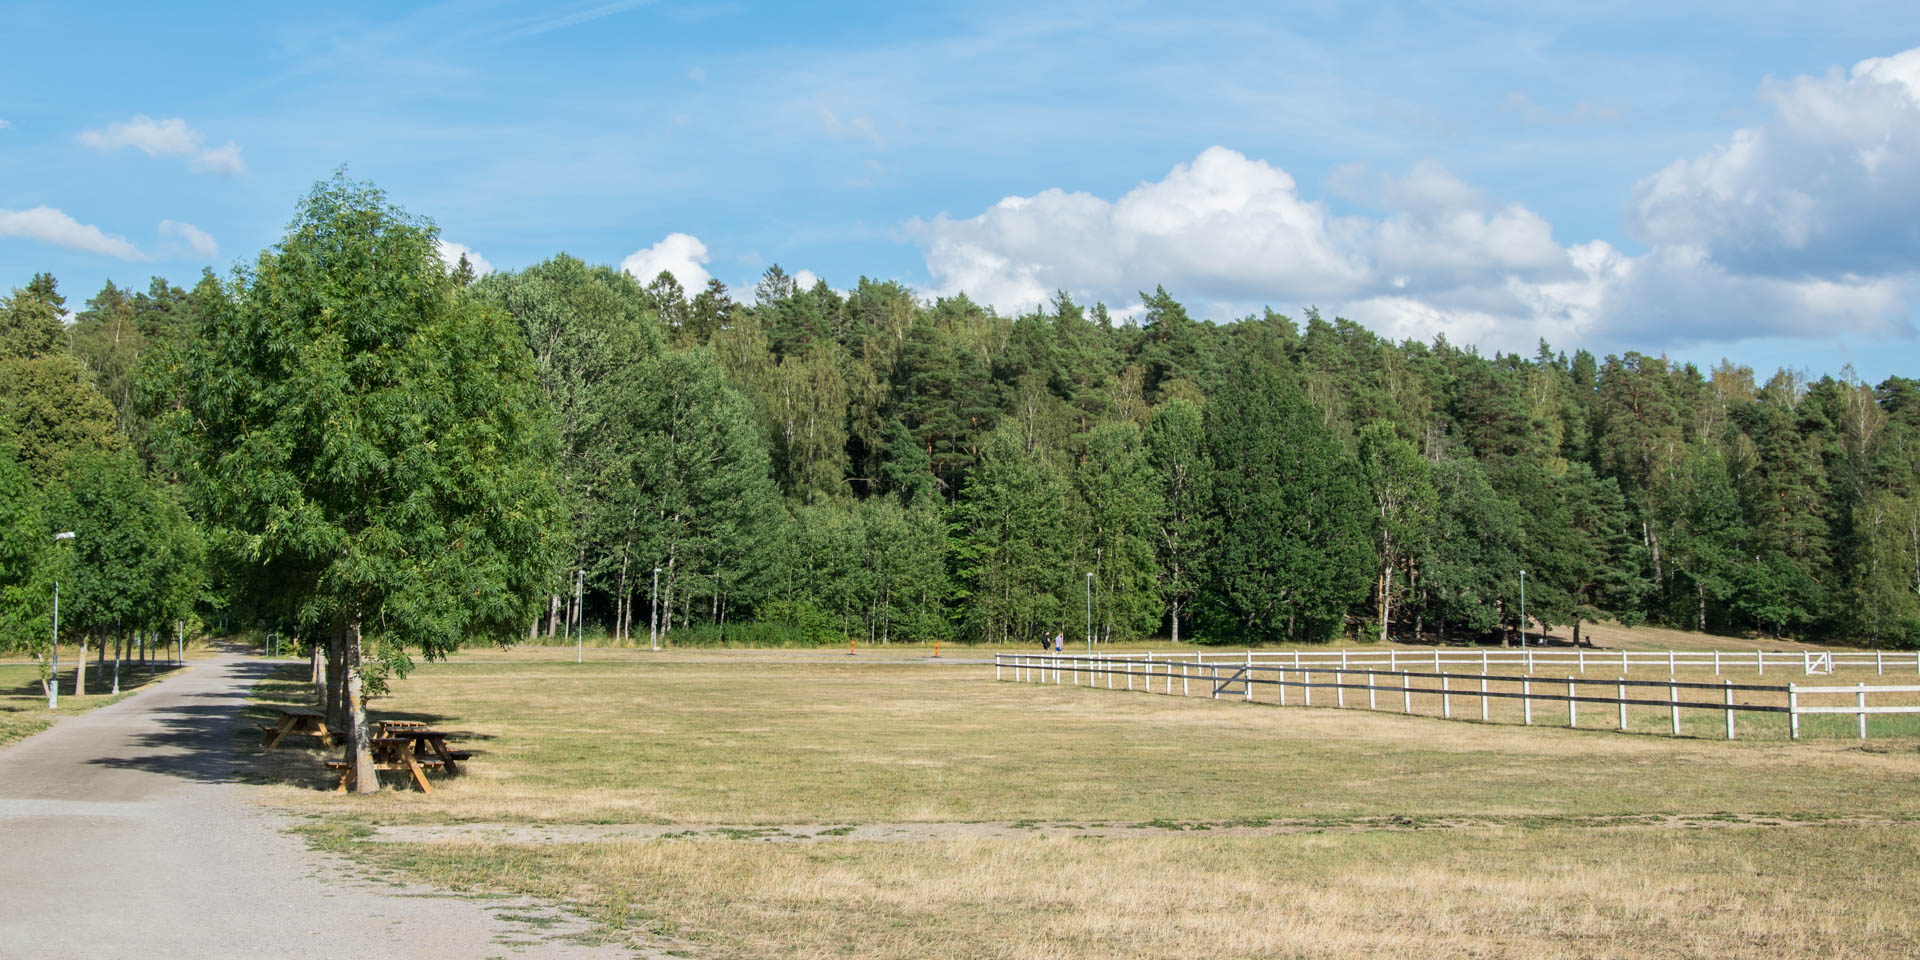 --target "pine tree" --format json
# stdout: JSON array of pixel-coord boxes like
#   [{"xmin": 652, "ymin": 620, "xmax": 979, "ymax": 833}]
[{"xmin": 1200, "ymin": 355, "xmax": 1374, "ymax": 642}]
